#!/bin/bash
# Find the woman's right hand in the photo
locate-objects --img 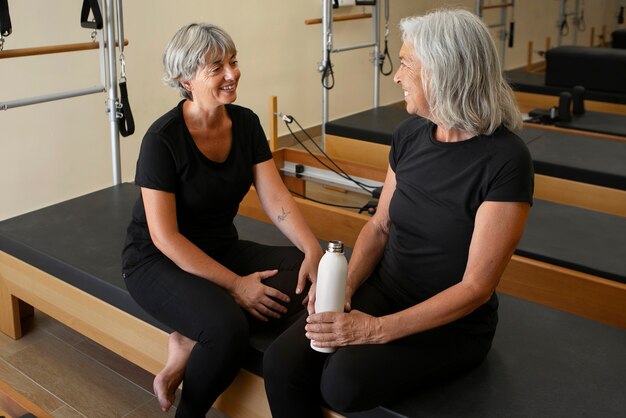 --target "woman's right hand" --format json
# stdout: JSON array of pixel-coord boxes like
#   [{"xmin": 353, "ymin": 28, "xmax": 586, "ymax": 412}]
[{"xmin": 229, "ymin": 270, "xmax": 290, "ymax": 321}]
